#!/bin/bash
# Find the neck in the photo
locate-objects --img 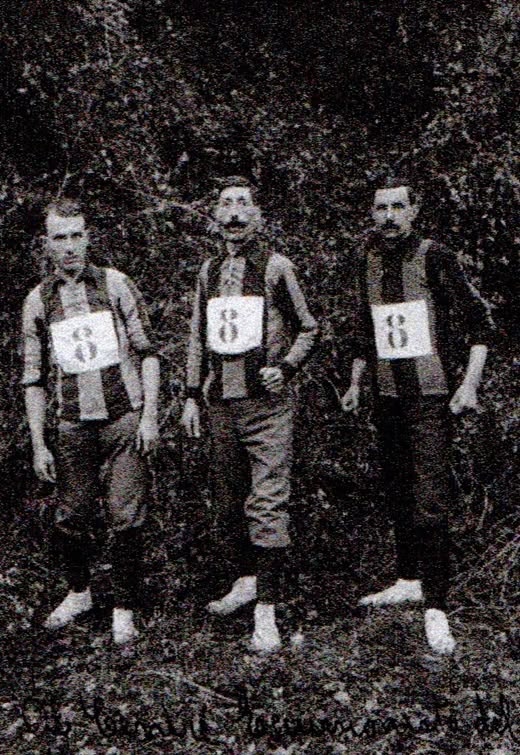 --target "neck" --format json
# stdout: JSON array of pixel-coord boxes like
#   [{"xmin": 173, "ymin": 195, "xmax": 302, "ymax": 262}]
[
  {"xmin": 57, "ymin": 266, "xmax": 85, "ymax": 282},
  {"xmin": 225, "ymin": 241, "xmax": 239, "ymax": 257},
  {"xmin": 380, "ymin": 230, "xmax": 413, "ymax": 242}
]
